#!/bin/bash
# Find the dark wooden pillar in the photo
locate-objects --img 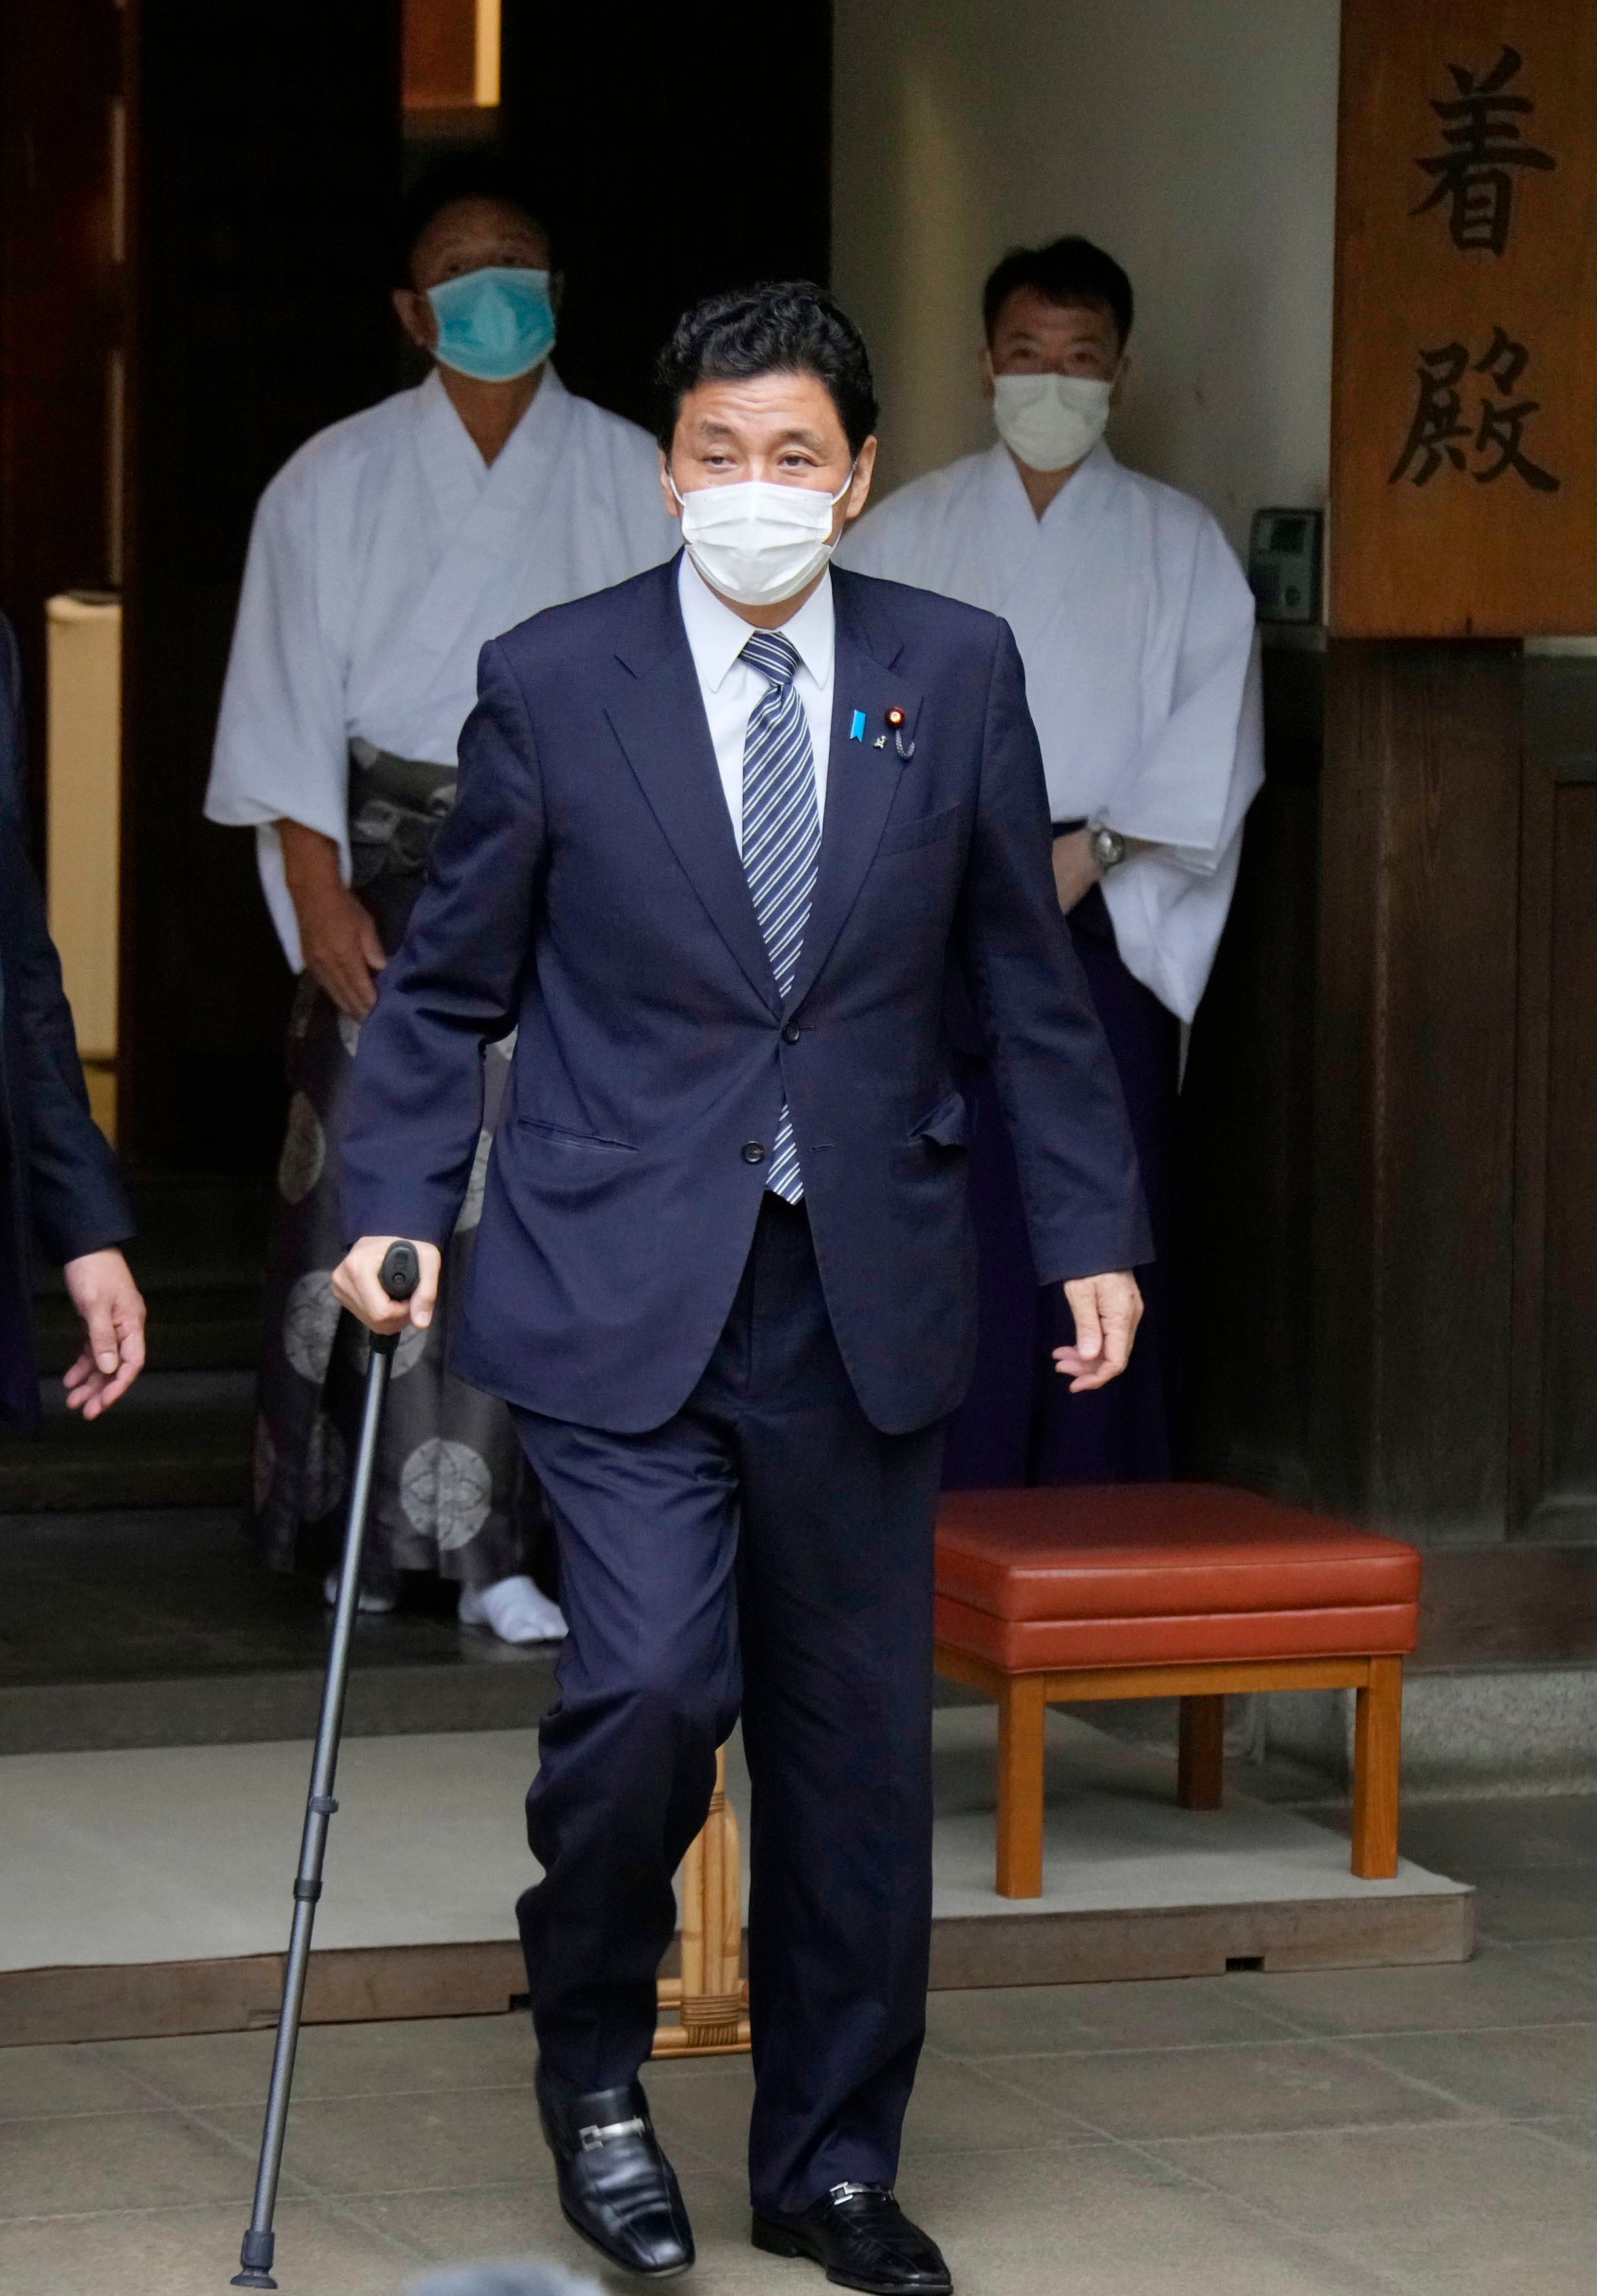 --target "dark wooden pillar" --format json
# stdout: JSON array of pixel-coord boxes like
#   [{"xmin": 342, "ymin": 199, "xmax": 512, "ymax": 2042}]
[{"xmin": 121, "ymin": 1, "xmax": 402, "ymax": 1171}]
